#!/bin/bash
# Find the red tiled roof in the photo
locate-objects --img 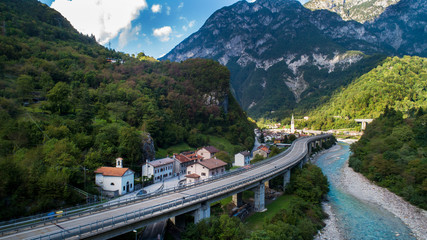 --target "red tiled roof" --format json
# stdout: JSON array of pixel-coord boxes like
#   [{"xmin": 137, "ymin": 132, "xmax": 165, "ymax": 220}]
[
  {"xmin": 175, "ymin": 154, "xmax": 192, "ymax": 163},
  {"xmin": 257, "ymin": 145, "xmax": 270, "ymax": 153},
  {"xmin": 197, "ymin": 158, "xmax": 227, "ymax": 169},
  {"xmin": 185, "ymin": 173, "xmax": 200, "ymax": 178},
  {"xmin": 94, "ymin": 167, "xmax": 133, "ymax": 177}
]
